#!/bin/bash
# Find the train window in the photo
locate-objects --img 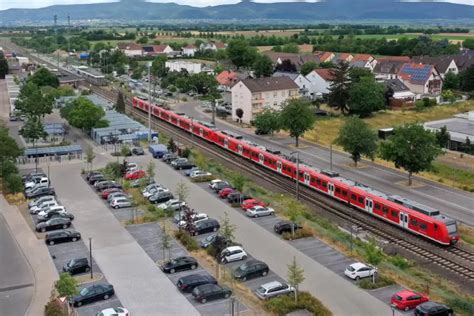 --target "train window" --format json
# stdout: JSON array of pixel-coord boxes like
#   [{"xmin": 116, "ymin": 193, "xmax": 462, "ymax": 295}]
[
  {"xmin": 351, "ymin": 194, "xmax": 357, "ymax": 201},
  {"xmin": 342, "ymin": 190, "xmax": 347, "ymax": 196},
  {"xmin": 382, "ymin": 207, "xmax": 389, "ymax": 215},
  {"xmin": 434, "ymin": 224, "xmax": 438, "ymax": 230},
  {"xmin": 299, "ymin": 172, "xmax": 304, "ymax": 177},
  {"xmin": 391, "ymin": 211, "xmax": 398, "ymax": 218},
  {"xmin": 374, "ymin": 203, "xmax": 381, "ymax": 210},
  {"xmin": 311, "ymin": 177, "xmax": 316, "ymax": 183},
  {"xmin": 316, "ymin": 179, "xmax": 321, "ymax": 185},
  {"xmin": 322, "ymin": 182, "xmax": 327, "ymax": 188},
  {"xmin": 335, "ymin": 188, "xmax": 341, "ymax": 194},
  {"xmin": 419, "ymin": 223, "xmax": 427, "ymax": 230},
  {"xmin": 410, "ymin": 219, "xmax": 418, "ymax": 226},
  {"xmin": 358, "ymin": 197, "xmax": 364, "ymax": 204}
]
